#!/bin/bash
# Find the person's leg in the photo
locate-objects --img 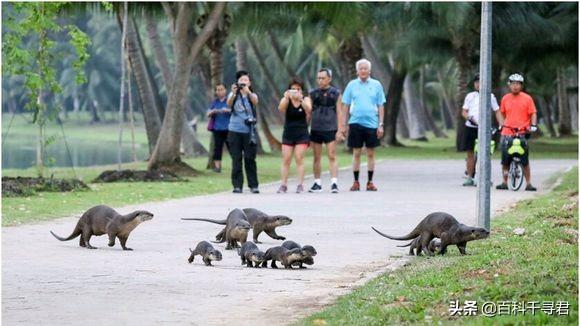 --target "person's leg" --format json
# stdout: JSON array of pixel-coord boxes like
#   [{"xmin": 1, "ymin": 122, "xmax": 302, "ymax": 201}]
[
  {"xmin": 311, "ymin": 142, "xmax": 323, "ymax": 182},
  {"xmin": 242, "ymin": 133, "xmax": 259, "ymax": 190},
  {"xmin": 280, "ymin": 145, "xmax": 293, "ymax": 187},
  {"xmin": 294, "ymin": 144, "xmax": 308, "ymax": 187},
  {"xmin": 366, "ymin": 148, "xmax": 378, "ymax": 191},
  {"xmin": 228, "ymin": 132, "xmax": 244, "ymax": 190},
  {"xmin": 214, "ymin": 131, "xmax": 227, "ymax": 170},
  {"xmin": 327, "ymin": 140, "xmax": 338, "ymax": 181},
  {"xmin": 466, "ymin": 151, "xmax": 475, "ymax": 178},
  {"xmin": 524, "ymin": 165, "xmax": 531, "ymax": 184}
]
